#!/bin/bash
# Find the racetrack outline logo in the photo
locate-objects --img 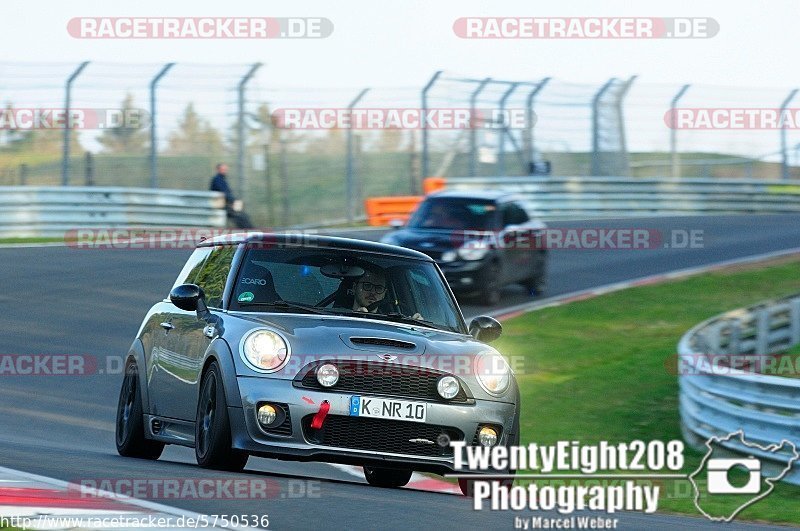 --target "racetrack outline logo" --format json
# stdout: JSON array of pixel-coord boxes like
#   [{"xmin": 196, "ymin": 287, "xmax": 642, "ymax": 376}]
[{"xmin": 688, "ymin": 430, "xmax": 799, "ymax": 522}]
